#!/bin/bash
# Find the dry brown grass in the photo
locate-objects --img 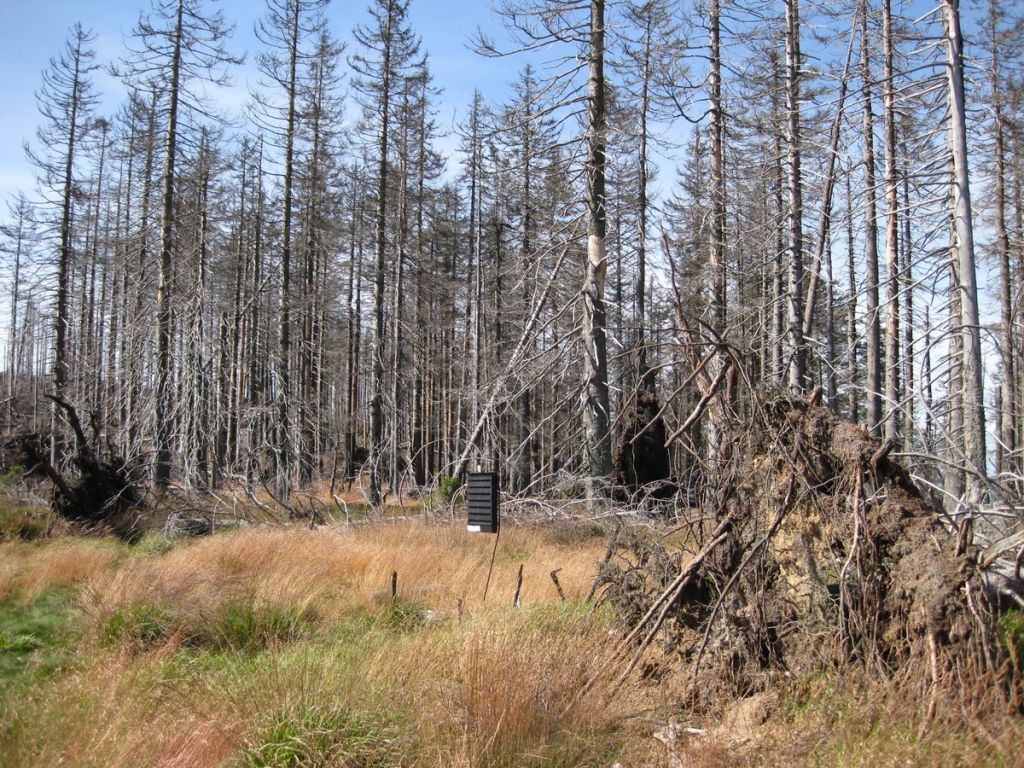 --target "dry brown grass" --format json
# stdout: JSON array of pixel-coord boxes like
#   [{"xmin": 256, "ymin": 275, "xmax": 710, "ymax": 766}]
[
  {"xmin": 2, "ymin": 522, "xmax": 631, "ymax": 767},
  {"xmin": 0, "ymin": 538, "xmax": 121, "ymax": 601},
  {"xmin": 78, "ymin": 522, "xmax": 605, "ymax": 634},
  {"xmin": 4, "ymin": 521, "xmax": 1020, "ymax": 768}
]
